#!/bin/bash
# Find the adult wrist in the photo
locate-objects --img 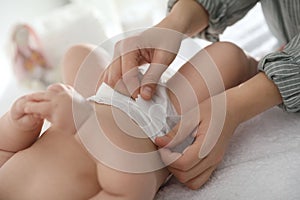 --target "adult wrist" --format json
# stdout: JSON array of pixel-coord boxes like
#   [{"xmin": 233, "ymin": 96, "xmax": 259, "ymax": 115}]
[
  {"xmin": 155, "ymin": 14, "xmax": 189, "ymax": 35},
  {"xmin": 226, "ymin": 73, "xmax": 283, "ymax": 123},
  {"xmin": 156, "ymin": 0, "xmax": 209, "ymax": 37},
  {"xmin": 225, "ymin": 88, "xmax": 245, "ymax": 125}
]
